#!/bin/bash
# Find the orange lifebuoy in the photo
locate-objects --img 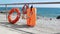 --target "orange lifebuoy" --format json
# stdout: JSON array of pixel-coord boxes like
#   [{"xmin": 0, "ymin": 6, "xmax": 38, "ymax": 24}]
[{"xmin": 8, "ymin": 8, "xmax": 20, "ymax": 24}]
